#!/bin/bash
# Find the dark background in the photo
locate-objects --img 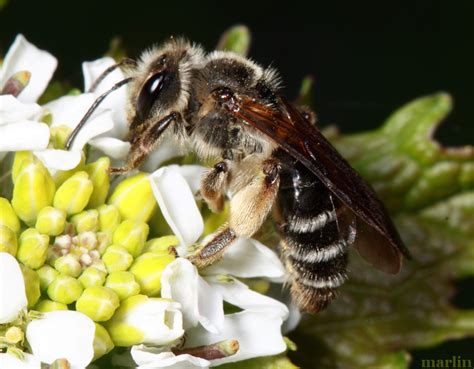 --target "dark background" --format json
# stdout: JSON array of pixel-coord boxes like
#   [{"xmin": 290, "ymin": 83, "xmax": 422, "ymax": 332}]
[{"xmin": 1, "ymin": 0, "xmax": 473, "ymax": 367}]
